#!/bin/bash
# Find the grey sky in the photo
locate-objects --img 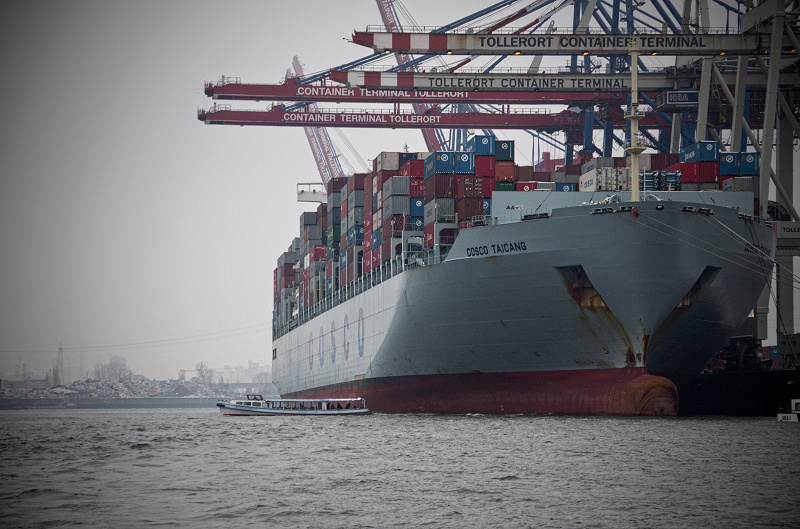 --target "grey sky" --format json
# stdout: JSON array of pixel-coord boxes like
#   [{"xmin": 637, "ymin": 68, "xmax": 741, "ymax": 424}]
[
  {"xmin": 2, "ymin": 1, "xmax": 797, "ymax": 382},
  {"xmin": 0, "ymin": 0, "xmax": 498, "ymax": 381}
]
